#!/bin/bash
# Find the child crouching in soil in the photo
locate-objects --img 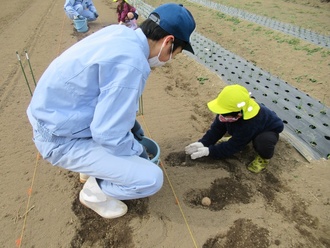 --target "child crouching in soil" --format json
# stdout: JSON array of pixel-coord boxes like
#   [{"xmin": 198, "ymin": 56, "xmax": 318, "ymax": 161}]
[{"xmin": 185, "ymin": 84, "xmax": 284, "ymax": 173}]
